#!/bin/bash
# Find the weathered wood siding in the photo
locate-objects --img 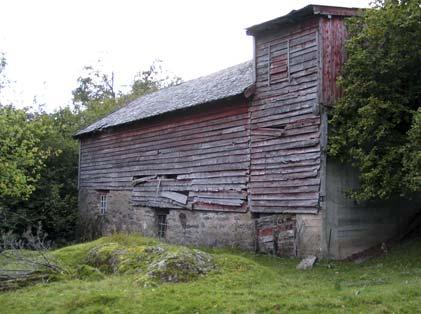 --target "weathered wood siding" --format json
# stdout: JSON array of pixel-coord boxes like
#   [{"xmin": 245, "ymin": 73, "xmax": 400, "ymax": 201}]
[
  {"xmin": 320, "ymin": 16, "xmax": 348, "ymax": 106},
  {"xmin": 250, "ymin": 18, "xmax": 322, "ymax": 214},
  {"xmin": 79, "ymin": 13, "xmax": 351, "ymax": 216},
  {"xmin": 79, "ymin": 98, "xmax": 250, "ymax": 212}
]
